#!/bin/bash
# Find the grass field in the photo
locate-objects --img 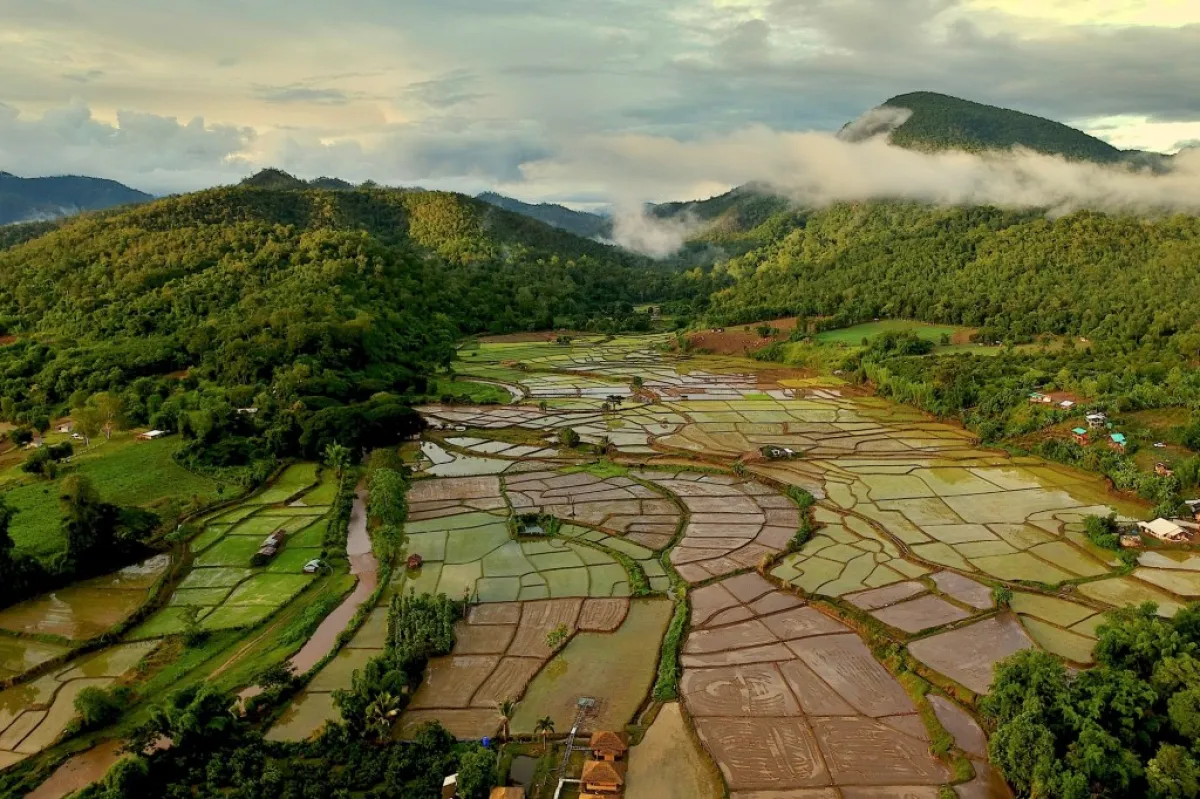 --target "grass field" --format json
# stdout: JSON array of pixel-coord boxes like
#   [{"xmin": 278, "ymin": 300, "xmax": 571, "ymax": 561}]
[
  {"xmin": 0, "ymin": 435, "xmax": 220, "ymax": 559},
  {"xmin": 427, "ymin": 378, "xmax": 512, "ymax": 405},
  {"xmin": 815, "ymin": 320, "xmax": 969, "ymax": 347}
]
